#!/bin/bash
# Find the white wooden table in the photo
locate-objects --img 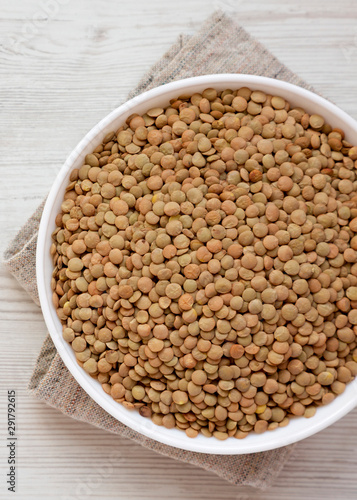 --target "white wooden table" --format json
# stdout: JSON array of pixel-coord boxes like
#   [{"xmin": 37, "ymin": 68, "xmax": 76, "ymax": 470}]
[{"xmin": 1, "ymin": 1, "xmax": 357, "ymax": 498}]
